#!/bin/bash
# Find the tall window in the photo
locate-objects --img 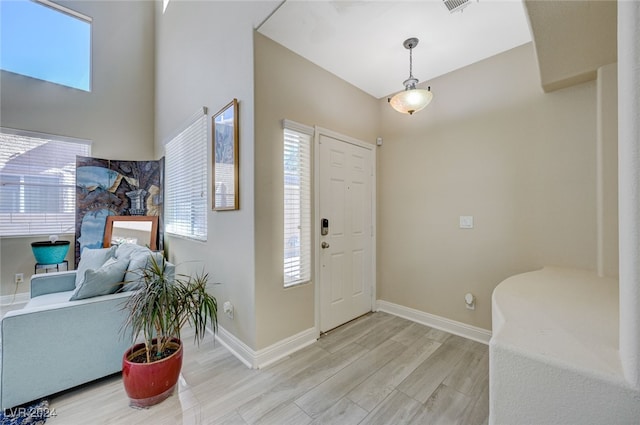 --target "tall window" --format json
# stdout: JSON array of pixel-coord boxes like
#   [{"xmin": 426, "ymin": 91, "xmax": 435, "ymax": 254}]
[
  {"xmin": 0, "ymin": 0, "xmax": 92, "ymax": 91},
  {"xmin": 283, "ymin": 120, "xmax": 312, "ymax": 287},
  {"xmin": 0, "ymin": 128, "xmax": 91, "ymax": 236},
  {"xmin": 165, "ymin": 110, "xmax": 208, "ymax": 241}
]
